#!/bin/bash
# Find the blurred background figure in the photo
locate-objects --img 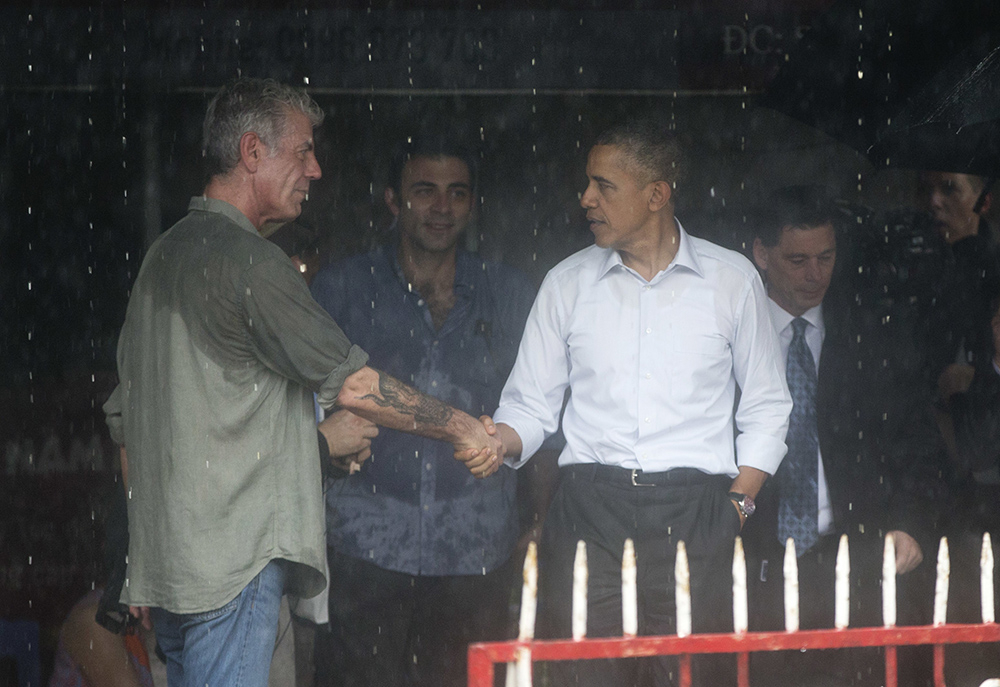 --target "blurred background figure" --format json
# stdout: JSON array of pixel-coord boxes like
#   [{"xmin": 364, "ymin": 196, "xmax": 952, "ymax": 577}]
[
  {"xmin": 49, "ymin": 484, "xmax": 153, "ymax": 687},
  {"xmin": 49, "ymin": 589, "xmax": 154, "ymax": 687},
  {"xmin": 934, "ymin": 286, "xmax": 1000, "ymax": 687},
  {"xmin": 916, "ymin": 172, "xmax": 1000, "ymax": 386}
]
